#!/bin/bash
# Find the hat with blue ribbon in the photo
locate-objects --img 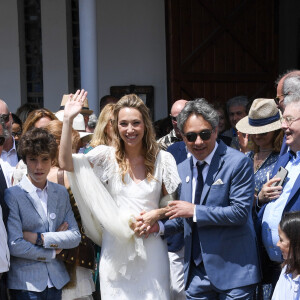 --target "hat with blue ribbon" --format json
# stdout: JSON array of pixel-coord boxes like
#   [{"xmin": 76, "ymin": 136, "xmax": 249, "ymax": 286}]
[{"xmin": 236, "ymin": 98, "xmax": 282, "ymax": 134}]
